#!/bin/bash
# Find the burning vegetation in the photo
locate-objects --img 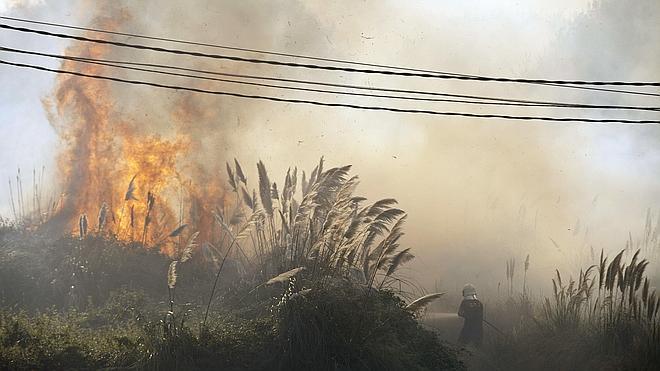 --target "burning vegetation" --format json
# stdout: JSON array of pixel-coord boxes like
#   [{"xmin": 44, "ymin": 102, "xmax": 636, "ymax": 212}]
[
  {"xmin": 2, "ymin": 153, "xmax": 659, "ymax": 370},
  {"xmin": 40, "ymin": 13, "xmax": 229, "ymax": 249},
  {"xmin": 1, "ymin": 2, "xmax": 659, "ymax": 370},
  {"xmin": 0, "ymin": 158, "xmax": 465, "ymax": 370}
]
